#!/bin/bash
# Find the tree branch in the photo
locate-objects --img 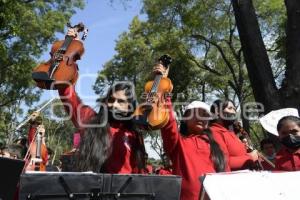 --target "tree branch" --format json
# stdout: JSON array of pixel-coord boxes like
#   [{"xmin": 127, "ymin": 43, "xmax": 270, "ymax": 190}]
[{"xmin": 191, "ymin": 34, "xmax": 239, "ymax": 88}]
